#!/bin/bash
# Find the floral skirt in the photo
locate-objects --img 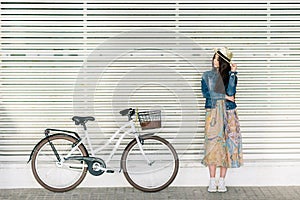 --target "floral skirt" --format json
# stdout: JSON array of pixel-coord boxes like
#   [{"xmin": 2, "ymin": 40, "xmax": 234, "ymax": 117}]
[{"xmin": 201, "ymin": 100, "xmax": 243, "ymax": 168}]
